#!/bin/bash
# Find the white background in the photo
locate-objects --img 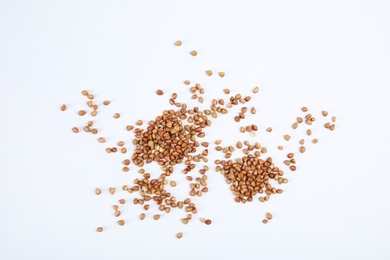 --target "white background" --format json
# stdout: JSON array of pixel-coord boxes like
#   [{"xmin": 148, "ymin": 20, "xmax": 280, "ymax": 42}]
[{"xmin": 1, "ymin": 1, "xmax": 390, "ymax": 259}]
